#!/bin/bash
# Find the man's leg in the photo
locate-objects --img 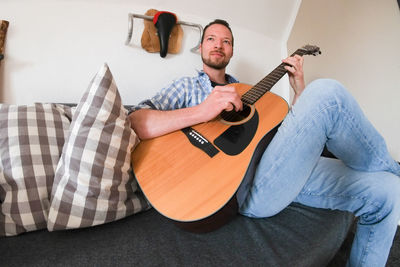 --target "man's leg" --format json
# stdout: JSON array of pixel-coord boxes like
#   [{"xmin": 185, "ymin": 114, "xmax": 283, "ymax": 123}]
[
  {"xmin": 238, "ymin": 78, "xmax": 400, "ymax": 217},
  {"xmin": 295, "ymin": 157, "xmax": 400, "ymax": 267}
]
